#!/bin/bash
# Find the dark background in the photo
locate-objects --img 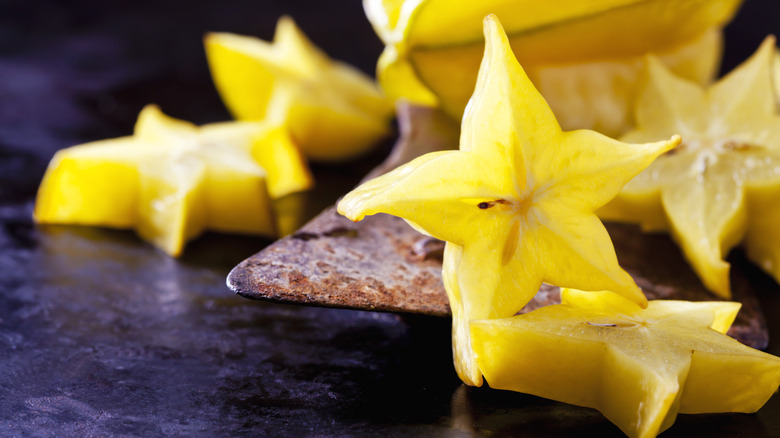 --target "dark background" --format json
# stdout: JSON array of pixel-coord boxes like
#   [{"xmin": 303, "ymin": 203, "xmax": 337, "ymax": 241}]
[{"xmin": 1, "ymin": 0, "xmax": 780, "ymax": 436}]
